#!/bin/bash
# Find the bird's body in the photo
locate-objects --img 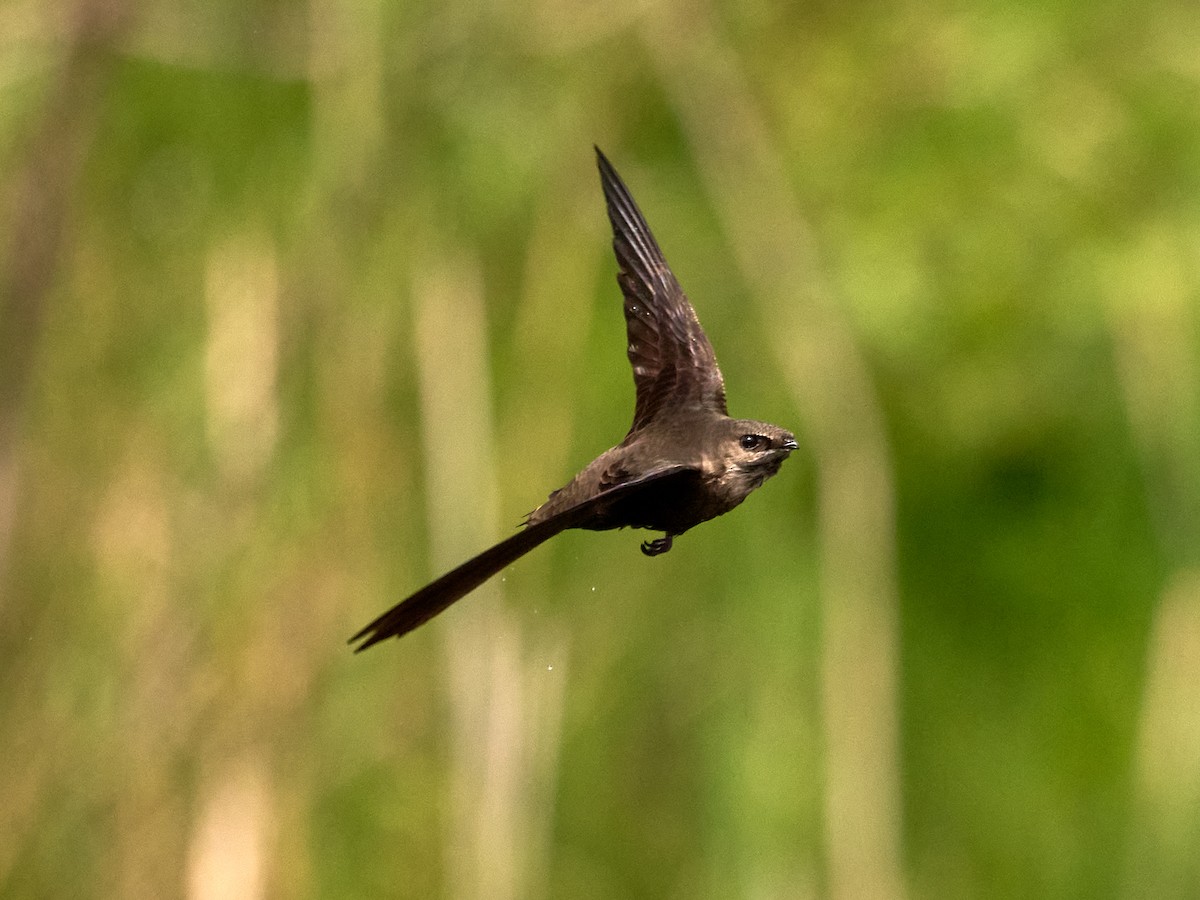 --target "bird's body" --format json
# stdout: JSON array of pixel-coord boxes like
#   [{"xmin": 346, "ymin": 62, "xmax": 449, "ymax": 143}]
[
  {"xmin": 528, "ymin": 411, "xmax": 792, "ymax": 534},
  {"xmin": 350, "ymin": 148, "xmax": 796, "ymax": 651}
]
